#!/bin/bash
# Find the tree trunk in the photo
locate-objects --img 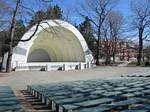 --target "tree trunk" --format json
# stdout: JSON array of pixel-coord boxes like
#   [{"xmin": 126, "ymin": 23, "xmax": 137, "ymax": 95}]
[
  {"xmin": 105, "ymin": 52, "xmax": 111, "ymax": 65},
  {"xmin": 127, "ymin": 51, "xmax": 130, "ymax": 61},
  {"xmin": 6, "ymin": 0, "xmax": 20, "ymax": 72},
  {"xmin": 137, "ymin": 28, "xmax": 143, "ymax": 66},
  {"xmin": 105, "ymin": 55, "xmax": 111, "ymax": 65},
  {"xmin": 96, "ymin": 39, "xmax": 100, "ymax": 65},
  {"xmin": 123, "ymin": 49, "xmax": 125, "ymax": 61},
  {"xmin": 112, "ymin": 39, "xmax": 116, "ymax": 63},
  {"xmin": 127, "ymin": 43, "xmax": 130, "ymax": 61},
  {"xmin": 112, "ymin": 53, "xmax": 115, "ymax": 62},
  {"xmin": 142, "ymin": 51, "xmax": 145, "ymax": 62},
  {"xmin": 96, "ymin": 24, "xmax": 101, "ymax": 65},
  {"xmin": 105, "ymin": 41, "xmax": 111, "ymax": 65},
  {"xmin": 112, "ymin": 40, "xmax": 115, "ymax": 62}
]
